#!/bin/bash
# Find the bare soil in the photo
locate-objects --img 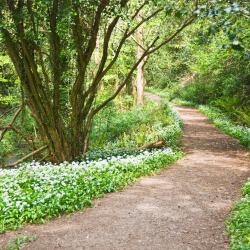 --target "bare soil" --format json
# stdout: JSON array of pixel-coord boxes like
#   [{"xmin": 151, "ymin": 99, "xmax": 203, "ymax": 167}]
[{"xmin": 1, "ymin": 94, "xmax": 249, "ymax": 250}]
